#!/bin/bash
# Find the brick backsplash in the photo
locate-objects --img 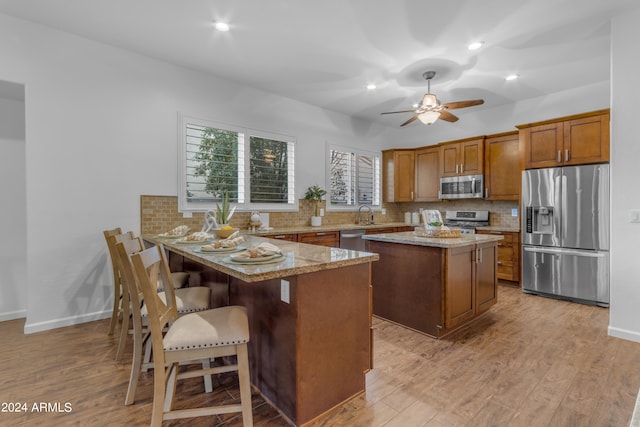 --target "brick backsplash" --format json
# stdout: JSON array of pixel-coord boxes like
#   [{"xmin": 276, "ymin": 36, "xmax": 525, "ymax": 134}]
[{"xmin": 140, "ymin": 195, "xmax": 519, "ymax": 234}]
